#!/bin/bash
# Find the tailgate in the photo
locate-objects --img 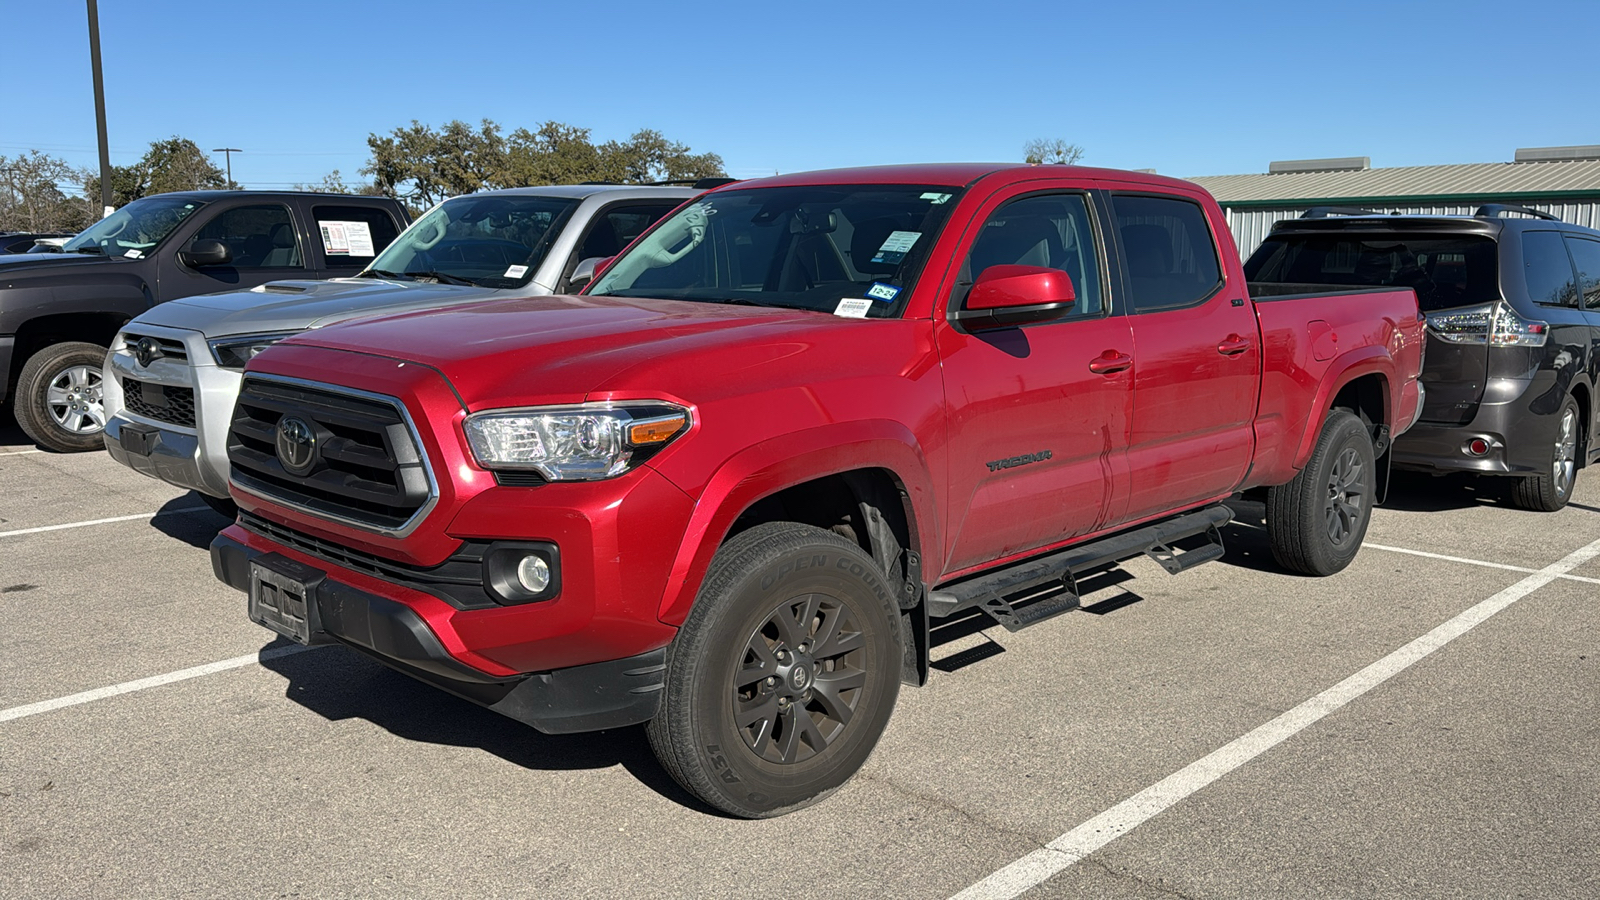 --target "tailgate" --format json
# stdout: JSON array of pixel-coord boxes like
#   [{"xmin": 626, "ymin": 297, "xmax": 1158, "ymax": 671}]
[{"xmin": 1417, "ymin": 324, "xmax": 1489, "ymax": 425}]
